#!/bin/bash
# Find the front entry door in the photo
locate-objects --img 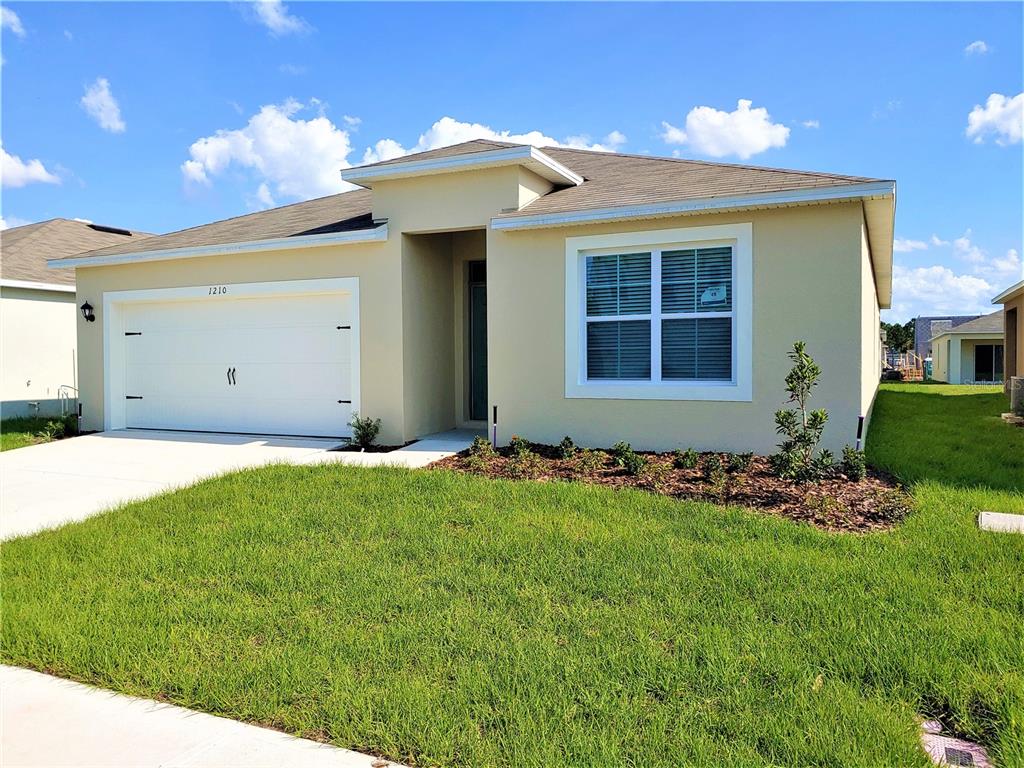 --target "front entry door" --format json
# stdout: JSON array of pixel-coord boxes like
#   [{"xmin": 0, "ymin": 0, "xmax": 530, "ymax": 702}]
[{"xmin": 468, "ymin": 261, "xmax": 487, "ymax": 421}]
